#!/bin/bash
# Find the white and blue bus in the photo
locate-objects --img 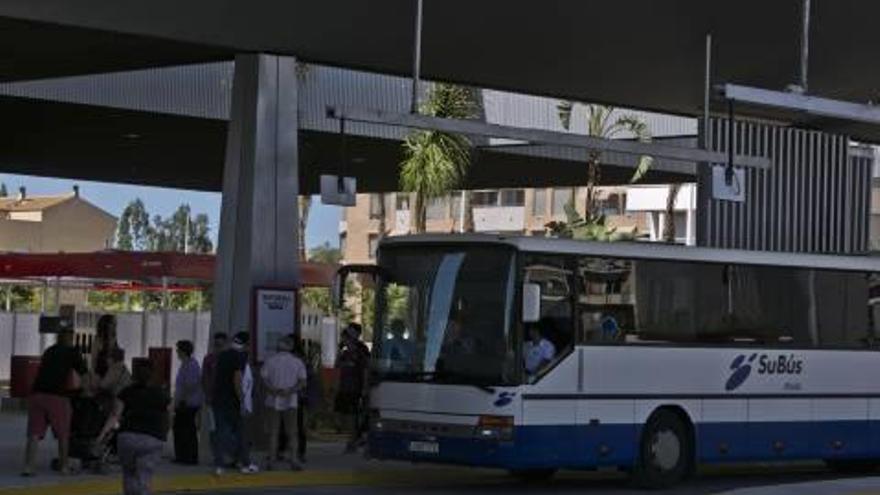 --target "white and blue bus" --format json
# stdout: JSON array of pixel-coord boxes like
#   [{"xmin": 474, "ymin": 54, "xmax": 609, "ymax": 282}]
[{"xmin": 341, "ymin": 234, "xmax": 880, "ymax": 488}]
